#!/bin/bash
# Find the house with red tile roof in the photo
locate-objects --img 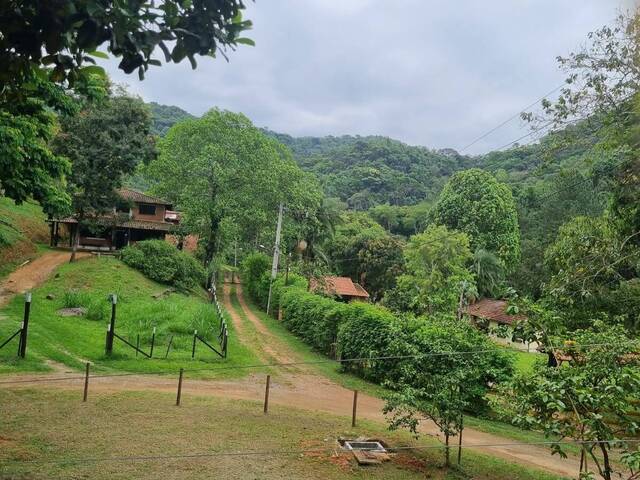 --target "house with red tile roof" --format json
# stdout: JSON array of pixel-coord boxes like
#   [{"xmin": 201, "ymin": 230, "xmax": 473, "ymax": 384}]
[
  {"xmin": 309, "ymin": 276, "xmax": 370, "ymax": 302},
  {"xmin": 466, "ymin": 298, "xmax": 535, "ymax": 351},
  {"xmin": 48, "ymin": 188, "xmax": 180, "ymax": 251}
]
